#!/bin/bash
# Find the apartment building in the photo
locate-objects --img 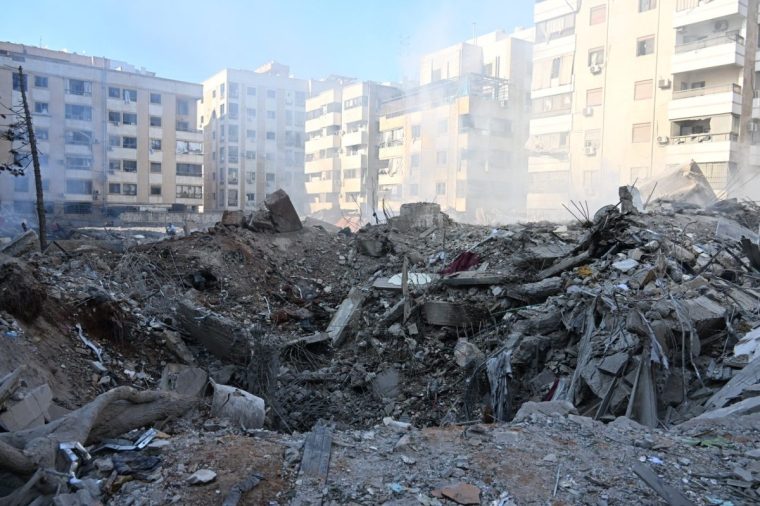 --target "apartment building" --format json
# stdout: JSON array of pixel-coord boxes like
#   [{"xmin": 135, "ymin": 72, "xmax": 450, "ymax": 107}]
[
  {"xmin": 200, "ymin": 63, "xmax": 322, "ymax": 213},
  {"xmin": 527, "ymin": 0, "xmax": 760, "ymax": 220},
  {"xmin": 304, "ymin": 79, "xmax": 401, "ymax": 220},
  {"xmin": 0, "ymin": 42, "xmax": 204, "ymax": 216},
  {"xmin": 377, "ymin": 30, "xmax": 533, "ymax": 223}
]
